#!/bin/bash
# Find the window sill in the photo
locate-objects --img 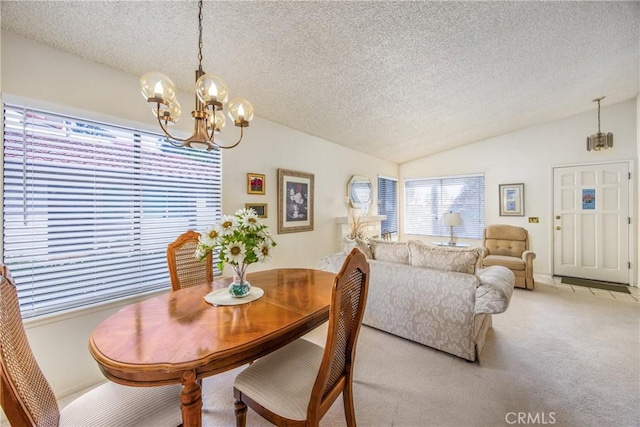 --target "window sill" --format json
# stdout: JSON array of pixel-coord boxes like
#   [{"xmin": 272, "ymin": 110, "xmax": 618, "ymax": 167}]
[{"xmin": 23, "ymin": 288, "xmax": 169, "ymax": 329}]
